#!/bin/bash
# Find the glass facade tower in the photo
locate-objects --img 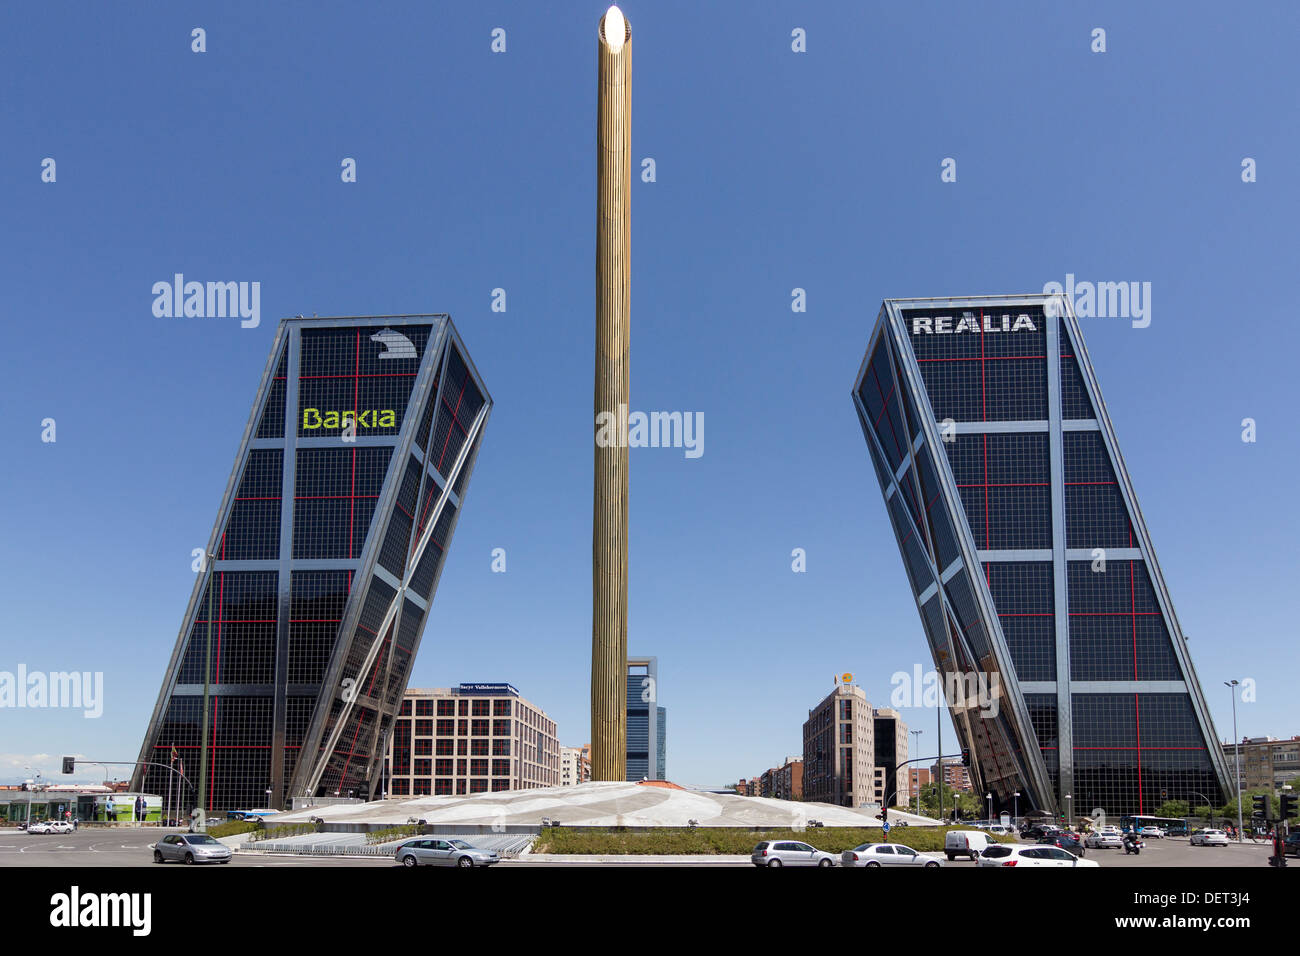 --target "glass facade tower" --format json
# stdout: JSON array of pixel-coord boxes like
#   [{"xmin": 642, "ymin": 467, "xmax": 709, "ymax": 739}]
[
  {"xmin": 132, "ymin": 315, "xmax": 491, "ymax": 811},
  {"xmin": 626, "ymin": 657, "xmax": 663, "ymax": 781},
  {"xmin": 853, "ymin": 295, "xmax": 1231, "ymax": 818}
]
